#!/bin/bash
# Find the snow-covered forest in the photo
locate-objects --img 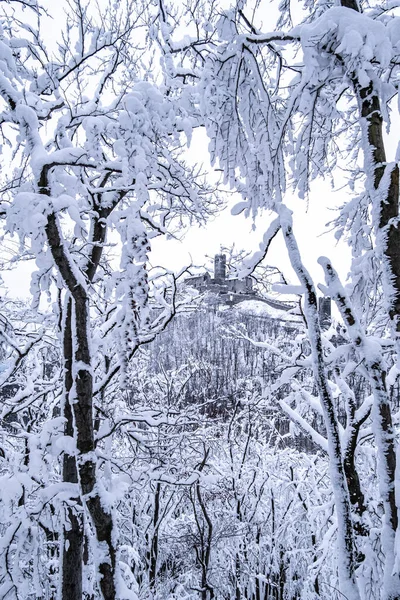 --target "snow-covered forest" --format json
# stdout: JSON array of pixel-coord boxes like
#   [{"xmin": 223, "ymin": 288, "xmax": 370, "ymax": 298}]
[{"xmin": 0, "ymin": 0, "xmax": 400, "ymax": 598}]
